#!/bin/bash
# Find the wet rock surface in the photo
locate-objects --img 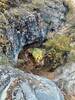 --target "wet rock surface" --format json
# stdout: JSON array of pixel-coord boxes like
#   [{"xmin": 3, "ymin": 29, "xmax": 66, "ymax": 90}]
[{"xmin": 0, "ymin": 65, "xmax": 64, "ymax": 100}]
